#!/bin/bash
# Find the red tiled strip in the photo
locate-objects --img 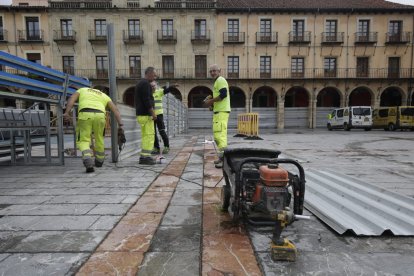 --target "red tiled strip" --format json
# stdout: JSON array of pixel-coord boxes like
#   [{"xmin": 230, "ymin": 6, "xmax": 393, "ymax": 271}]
[
  {"xmin": 76, "ymin": 137, "xmax": 196, "ymax": 276},
  {"xmin": 202, "ymin": 142, "xmax": 262, "ymax": 275}
]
